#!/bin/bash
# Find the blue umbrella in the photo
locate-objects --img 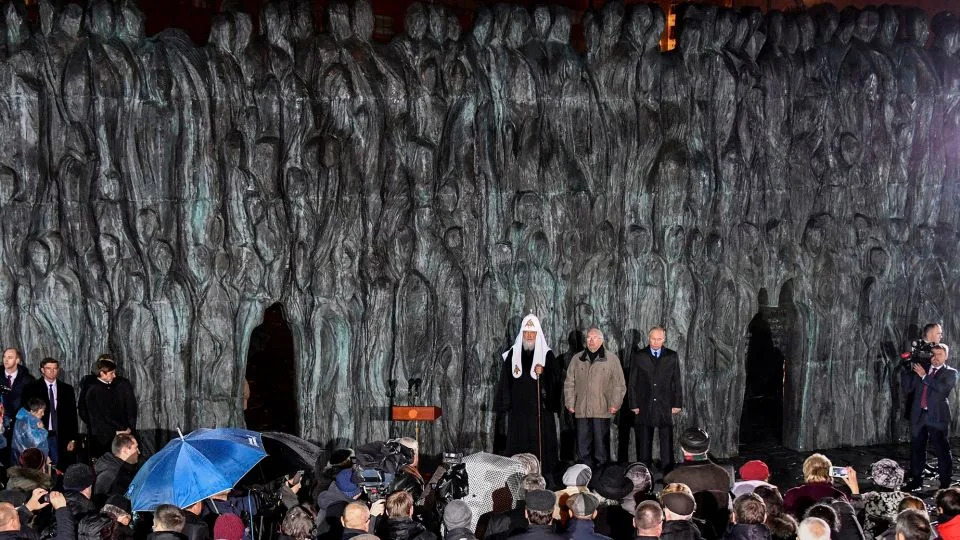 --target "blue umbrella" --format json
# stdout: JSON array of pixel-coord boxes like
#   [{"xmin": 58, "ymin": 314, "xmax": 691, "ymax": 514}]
[{"xmin": 127, "ymin": 428, "xmax": 267, "ymax": 511}]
